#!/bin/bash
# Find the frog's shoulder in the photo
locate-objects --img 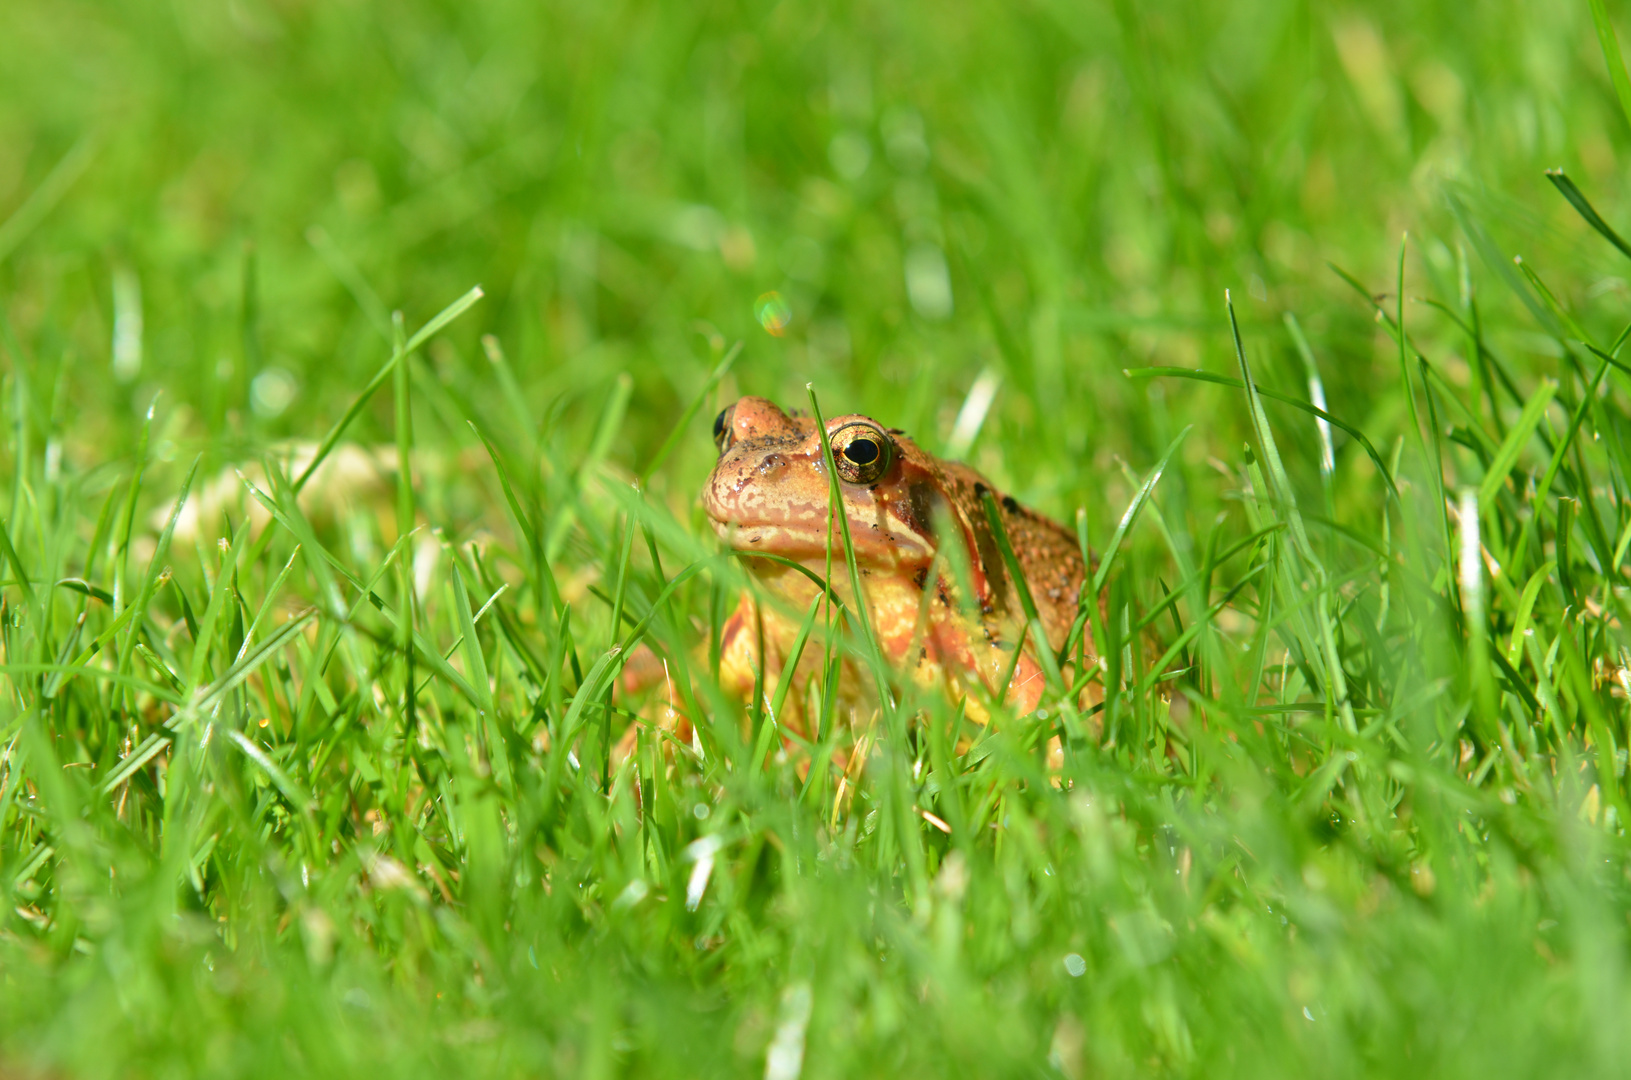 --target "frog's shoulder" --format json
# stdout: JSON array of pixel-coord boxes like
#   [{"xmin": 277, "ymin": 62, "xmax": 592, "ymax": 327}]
[{"xmin": 933, "ymin": 457, "xmax": 1087, "ymax": 637}]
